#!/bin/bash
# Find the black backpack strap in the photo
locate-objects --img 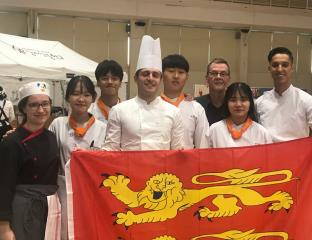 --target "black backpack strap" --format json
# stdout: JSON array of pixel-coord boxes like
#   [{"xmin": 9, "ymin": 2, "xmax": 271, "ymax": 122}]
[
  {"xmin": 0, "ymin": 100, "xmax": 10, "ymax": 123},
  {"xmin": 0, "ymin": 100, "xmax": 12, "ymax": 140}
]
